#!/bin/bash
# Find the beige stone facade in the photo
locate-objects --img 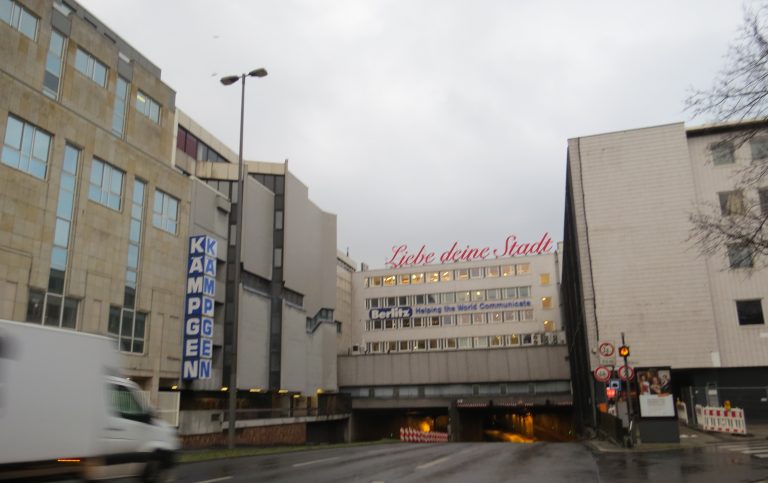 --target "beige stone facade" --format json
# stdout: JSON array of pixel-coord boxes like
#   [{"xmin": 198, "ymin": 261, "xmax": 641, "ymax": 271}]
[{"xmin": 0, "ymin": 0, "xmax": 188, "ymax": 399}]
